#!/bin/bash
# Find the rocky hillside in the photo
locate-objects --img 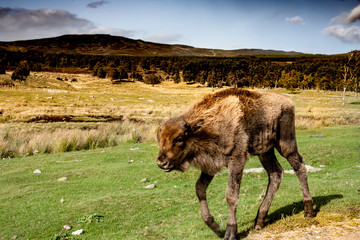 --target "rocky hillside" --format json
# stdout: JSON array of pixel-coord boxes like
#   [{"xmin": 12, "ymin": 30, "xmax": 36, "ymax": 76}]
[{"xmin": 0, "ymin": 34, "xmax": 302, "ymax": 57}]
